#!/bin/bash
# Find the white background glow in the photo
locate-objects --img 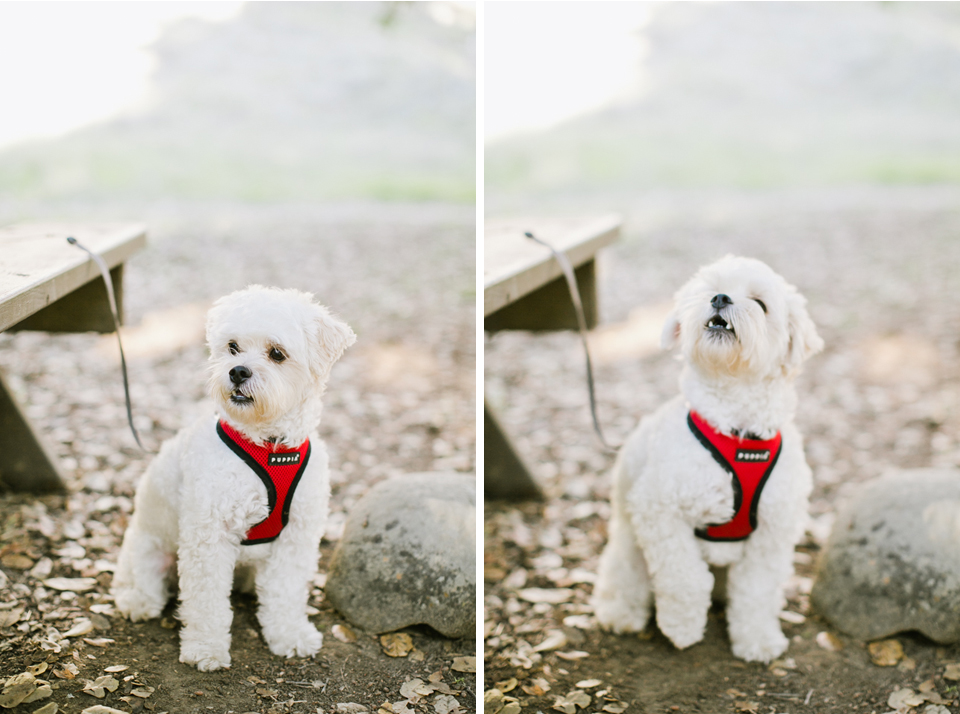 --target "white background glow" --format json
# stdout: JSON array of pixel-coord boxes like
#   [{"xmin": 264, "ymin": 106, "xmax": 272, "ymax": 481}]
[
  {"xmin": 484, "ymin": 2, "xmax": 652, "ymax": 143},
  {"xmin": 0, "ymin": 2, "xmax": 243, "ymax": 150}
]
